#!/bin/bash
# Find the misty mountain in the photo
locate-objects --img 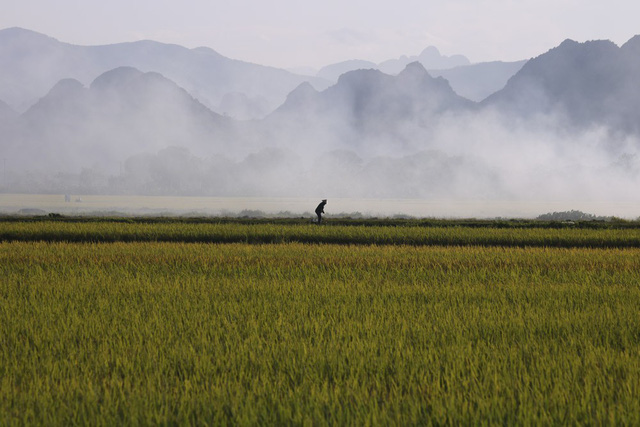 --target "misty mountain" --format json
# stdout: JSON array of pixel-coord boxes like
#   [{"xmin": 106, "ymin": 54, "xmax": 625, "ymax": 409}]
[
  {"xmin": 317, "ymin": 60, "xmax": 379, "ymax": 82},
  {"xmin": 12, "ymin": 67, "xmax": 236, "ymax": 172},
  {"xmin": 316, "ymin": 47, "xmax": 470, "ymax": 83},
  {"xmin": 430, "ymin": 60, "xmax": 527, "ymax": 102},
  {"xmin": 0, "ymin": 99, "xmax": 17, "ymax": 124},
  {"xmin": 0, "ymin": 27, "xmax": 330, "ymax": 116},
  {"xmin": 3, "ymin": 34, "xmax": 640, "ymax": 203},
  {"xmin": 266, "ymin": 62, "xmax": 475, "ymax": 155},
  {"xmin": 316, "ymin": 50, "xmax": 524, "ymax": 102},
  {"xmin": 484, "ymin": 36, "xmax": 640, "ymax": 134},
  {"xmin": 218, "ymin": 92, "xmax": 271, "ymax": 121},
  {"xmin": 0, "ymin": 99, "xmax": 18, "ymax": 144},
  {"xmin": 378, "ymin": 46, "xmax": 470, "ymax": 75}
]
